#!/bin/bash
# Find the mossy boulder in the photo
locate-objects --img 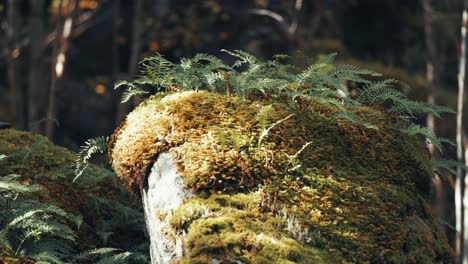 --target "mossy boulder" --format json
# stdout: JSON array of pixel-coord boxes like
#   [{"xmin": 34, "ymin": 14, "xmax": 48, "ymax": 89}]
[
  {"xmin": 0, "ymin": 129, "xmax": 146, "ymax": 261},
  {"xmin": 110, "ymin": 91, "xmax": 452, "ymax": 263}
]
